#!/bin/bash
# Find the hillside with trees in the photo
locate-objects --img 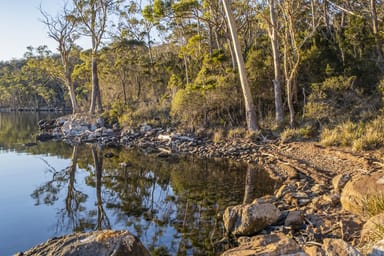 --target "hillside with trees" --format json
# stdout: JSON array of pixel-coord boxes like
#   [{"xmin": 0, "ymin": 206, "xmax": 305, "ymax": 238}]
[{"xmin": 0, "ymin": 0, "xmax": 383, "ymax": 150}]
